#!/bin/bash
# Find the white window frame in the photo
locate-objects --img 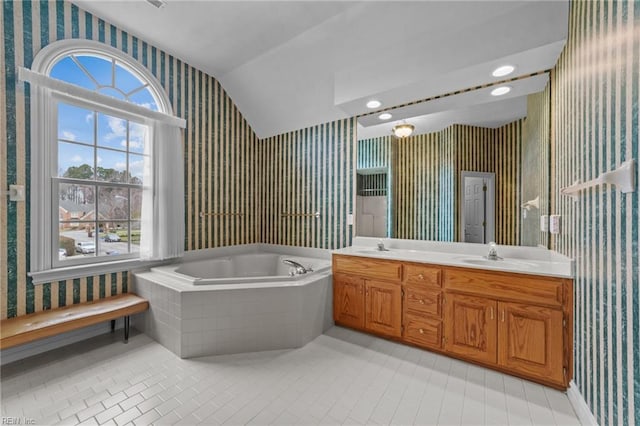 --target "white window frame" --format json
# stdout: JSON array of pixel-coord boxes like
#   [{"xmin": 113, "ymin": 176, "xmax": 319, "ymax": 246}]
[
  {"xmin": 28, "ymin": 40, "xmax": 175, "ymax": 284},
  {"xmin": 50, "ymin": 92, "xmax": 149, "ymax": 269}
]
